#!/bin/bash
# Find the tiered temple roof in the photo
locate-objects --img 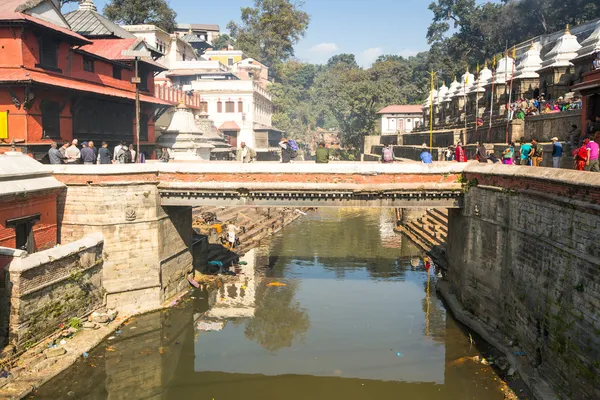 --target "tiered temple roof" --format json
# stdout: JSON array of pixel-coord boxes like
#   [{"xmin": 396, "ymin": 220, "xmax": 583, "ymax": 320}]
[
  {"xmin": 454, "ymin": 69, "xmax": 475, "ymax": 97},
  {"xmin": 513, "ymin": 42, "xmax": 543, "ymax": 79},
  {"xmin": 468, "ymin": 63, "xmax": 492, "ymax": 94},
  {"xmin": 539, "ymin": 26, "xmax": 582, "ymax": 70},
  {"xmin": 435, "ymin": 84, "xmax": 448, "ymax": 105},
  {"xmin": 493, "ymin": 55, "xmax": 515, "ymax": 85},
  {"xmin": 445, "ymin": 78, "xmax": 460, "ymax": 102},
  {"xmin": 573, "ymin": 21, "xmax": 600, "ymax": 63}
]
